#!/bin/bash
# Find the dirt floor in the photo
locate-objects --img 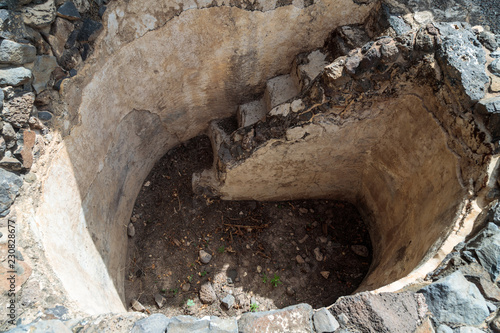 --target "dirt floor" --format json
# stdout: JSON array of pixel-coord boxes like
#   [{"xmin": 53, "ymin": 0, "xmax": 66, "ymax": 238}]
[{"xmin": 125, "ymin": 135, "xmax": 372, "ymax": 318}]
